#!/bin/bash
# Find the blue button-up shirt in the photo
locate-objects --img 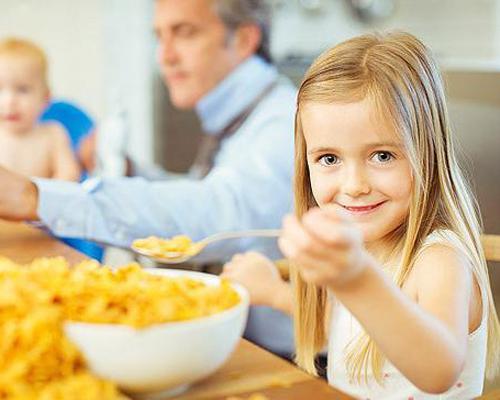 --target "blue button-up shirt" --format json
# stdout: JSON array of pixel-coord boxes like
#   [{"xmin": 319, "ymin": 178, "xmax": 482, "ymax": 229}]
[
  {"xmin": 34, "ymin": 55, "xmax": 297, "ymax": 355},
  {"xmin": 36, "ymin": 56, "xmax": 296, "ymax": 257}
]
